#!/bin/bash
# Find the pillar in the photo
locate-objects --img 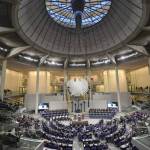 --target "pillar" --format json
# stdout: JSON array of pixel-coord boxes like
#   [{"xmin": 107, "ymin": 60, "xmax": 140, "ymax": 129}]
[
  {"xmin": 115, "ymin": 66, "xmax": 122, "ymax": 112},
  {"xmin": 103, "ymin": 70, "xmax": 111, "ymax": 93},
  {"xmin": 148, "ymin": 57, "xmax": 150, "ymax": 75},
  {"xmin": 87, "ymin": 69, "xmax": 92, "ymax": 107},
  {"xmin": 64, "ymin": 70, "xmax": 68, "ymax": 101},
  {"xmin": 45, "ymin": 71, "xmax": 48, "ymax": 93},
  {"xmin": 88, "ymin": 70, "xmax": 92, "ymax": 99},
  {"xmin": 0, "ymin": 59, "xmax": 7, "ymax": 101},
  {"xmin": 35, "ymin": 67, "xmax": 40, "ymax": 114}
]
